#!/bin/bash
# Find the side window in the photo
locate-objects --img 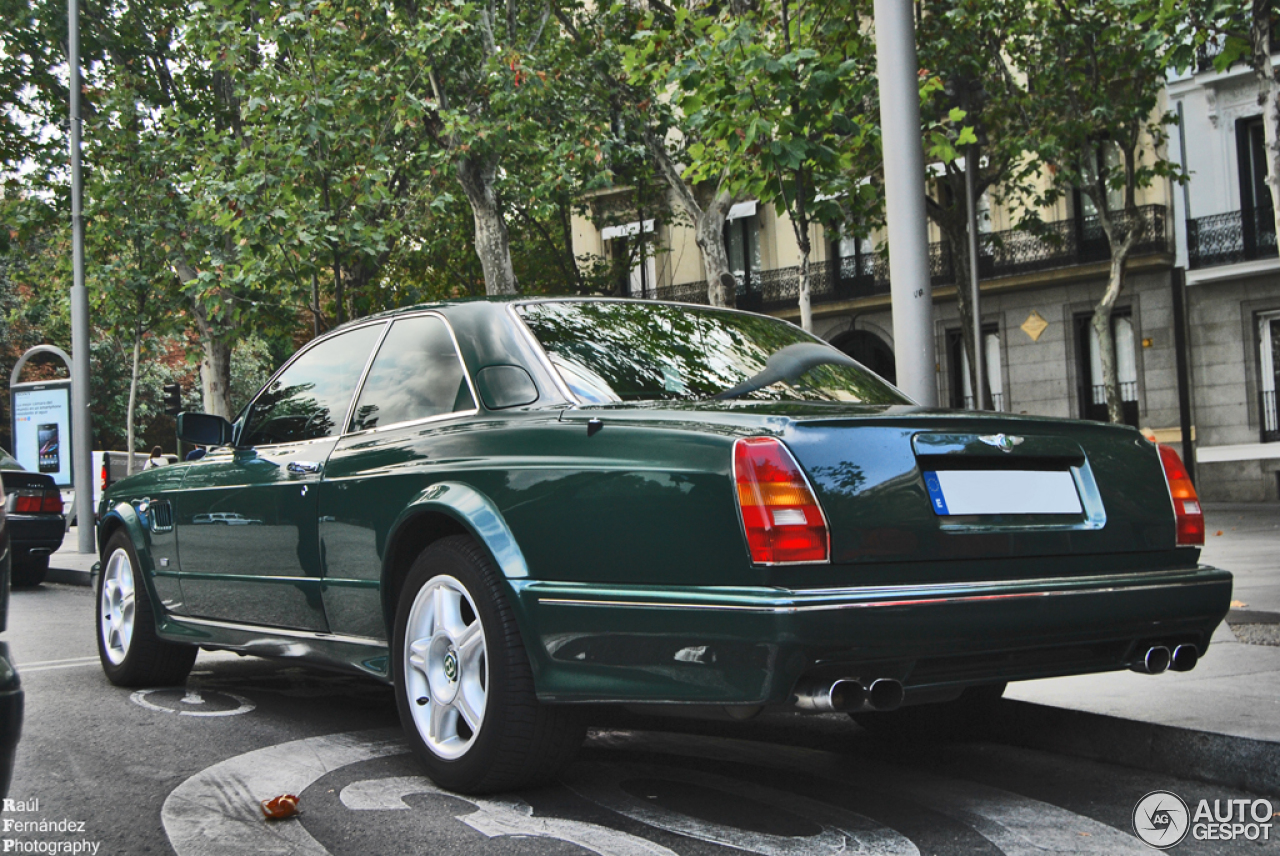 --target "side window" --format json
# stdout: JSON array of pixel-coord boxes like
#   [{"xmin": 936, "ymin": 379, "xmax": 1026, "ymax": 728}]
[
  {"xmin": 349, "ymin": 315, "xmax": 475, "ymax": 432},
  {"xmin": 241, "ymin": 324, "xmax": 385, "ymax": 447}
]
